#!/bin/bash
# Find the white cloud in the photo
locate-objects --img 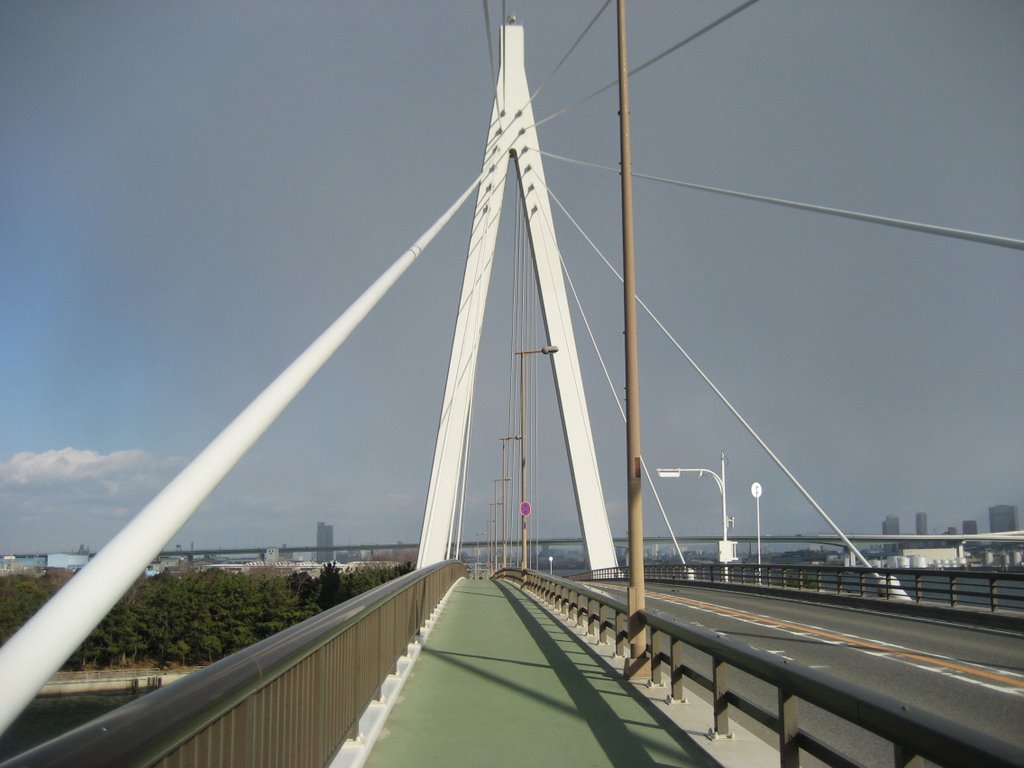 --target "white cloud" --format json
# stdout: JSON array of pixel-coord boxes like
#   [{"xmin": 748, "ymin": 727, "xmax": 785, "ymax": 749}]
[
  {"xmin": 0, "ymin": 448, "xmax": 152, "ymax": 486},
  {"xmin": 0, "ymin": 448, "xmax": 185, "ymax": 552}
]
